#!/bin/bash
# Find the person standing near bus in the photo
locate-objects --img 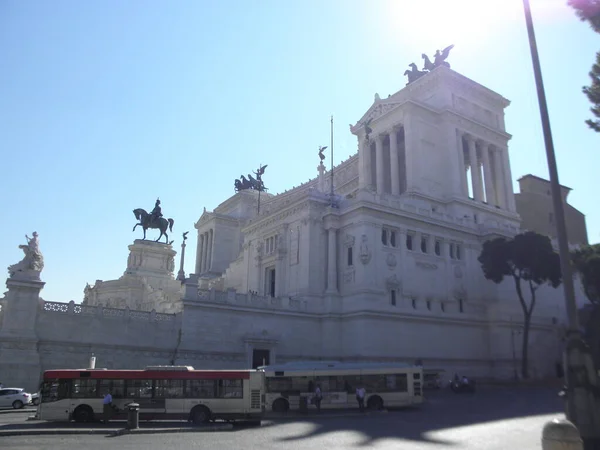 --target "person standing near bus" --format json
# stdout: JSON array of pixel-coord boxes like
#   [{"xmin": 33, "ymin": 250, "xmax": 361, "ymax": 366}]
[
  {"xmin": 356, "ymin": 386, "xmax": 366, "ymax": 412},
  {"xmin": 102, "ymin": 391, "xmax": 114, "ymax": 424},
  {"xmin": 314, "ymin": 384, "xmax": 322, "ymax": 412}
]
